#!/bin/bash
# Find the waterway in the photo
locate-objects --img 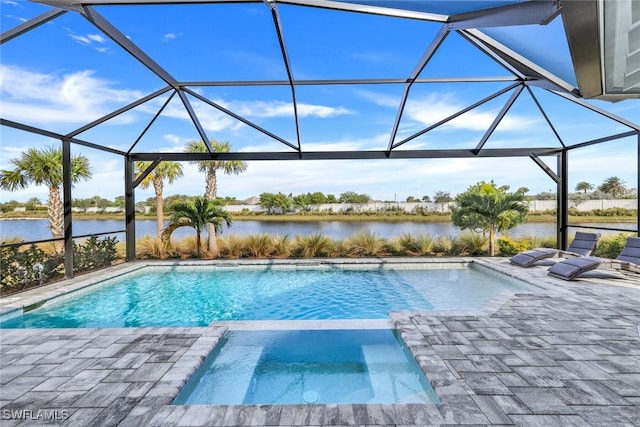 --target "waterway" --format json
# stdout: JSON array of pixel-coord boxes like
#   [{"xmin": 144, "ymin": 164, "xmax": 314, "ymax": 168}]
[{"xmin": 1, "ymin": 218, "xmax": 637, "ymax": 243}]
